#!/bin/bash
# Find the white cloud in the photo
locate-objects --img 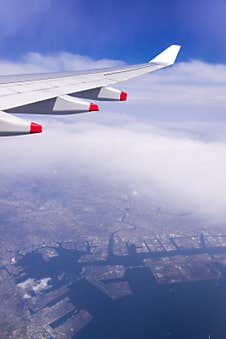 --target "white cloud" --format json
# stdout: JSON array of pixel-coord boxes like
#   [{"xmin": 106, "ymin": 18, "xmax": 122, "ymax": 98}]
[
  {"xmin": 0, "ymin": 52, "xmax": 124, "ymax": 75},
  {"xmin": 17, "ymin": 277, "xmax": 51, "ymax": 296},
  {"xmin": 1, "ymin": 119, "xmax": 226, "ymax": 221},
  {"xmin": 118, "ymin": 61, "xmax": 226, "ymax": 124}
]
